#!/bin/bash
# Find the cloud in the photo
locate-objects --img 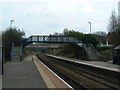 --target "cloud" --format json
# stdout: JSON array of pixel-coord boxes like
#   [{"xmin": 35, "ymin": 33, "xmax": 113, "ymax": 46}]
[
  {"xmin": 1, "ymin": 0, "xmax": 49, "ymax": 3},
  {"xmin": 1, "ymin": 0, "xmax": 119, "ymax": 36}
]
